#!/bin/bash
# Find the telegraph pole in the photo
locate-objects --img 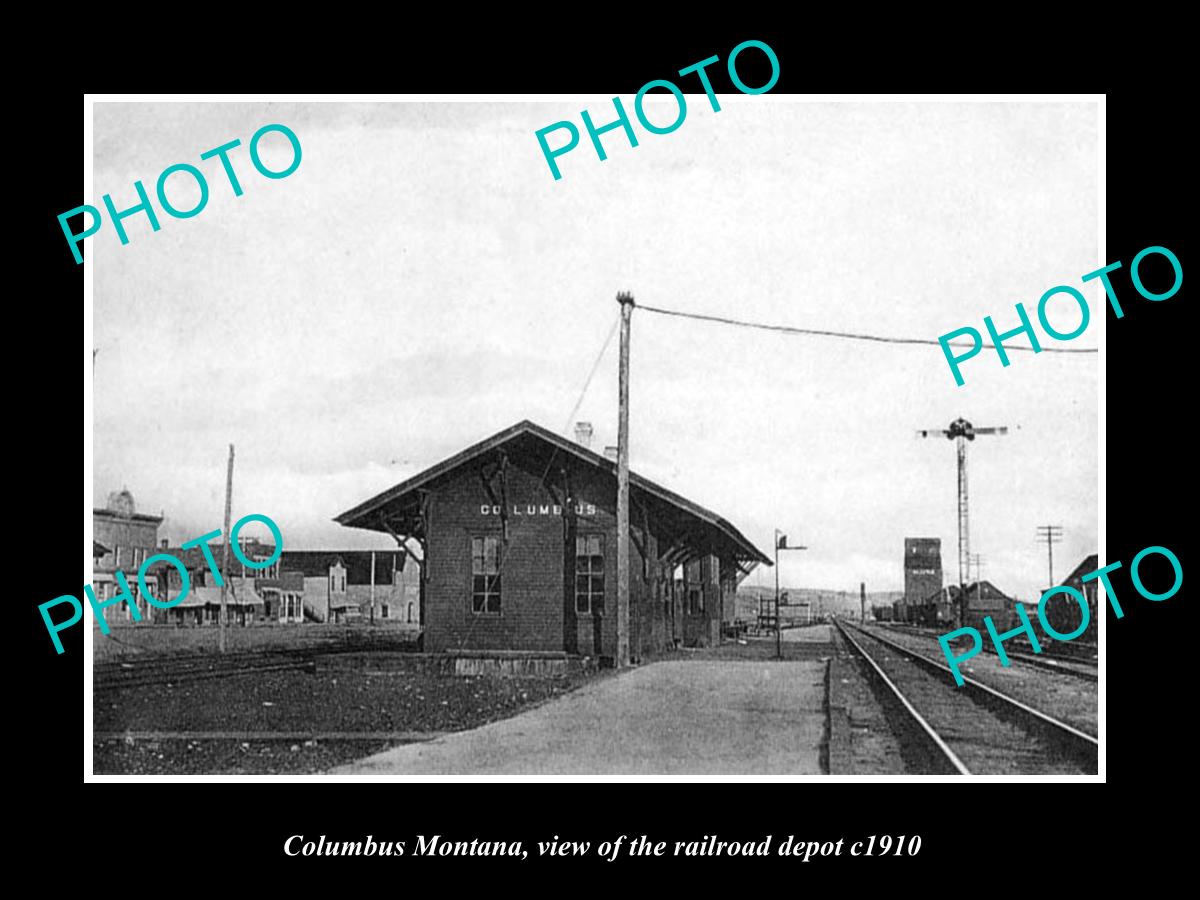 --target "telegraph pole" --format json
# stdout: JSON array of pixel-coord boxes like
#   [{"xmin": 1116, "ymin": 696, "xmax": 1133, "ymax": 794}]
[
  {"xmin": 969, "ymin": 553, "xmax": 985, "ymax": 583},
  {"xmin": 1036, "ymin": 525, "xmax": 1063, "ymax": 588},
  {"xmin": 219, "ymin": 443, "xmax": 234, "ymax": 654},
  {"xmin": 616, "ymin": 292, "xmax": 635, "ymax": 668}
]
